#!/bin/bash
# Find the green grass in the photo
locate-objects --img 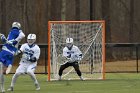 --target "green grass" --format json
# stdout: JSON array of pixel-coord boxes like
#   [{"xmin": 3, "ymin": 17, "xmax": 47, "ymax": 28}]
[{"xmin": 4, "ymin": 73, "xmax": 140, "ymax": 93}]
